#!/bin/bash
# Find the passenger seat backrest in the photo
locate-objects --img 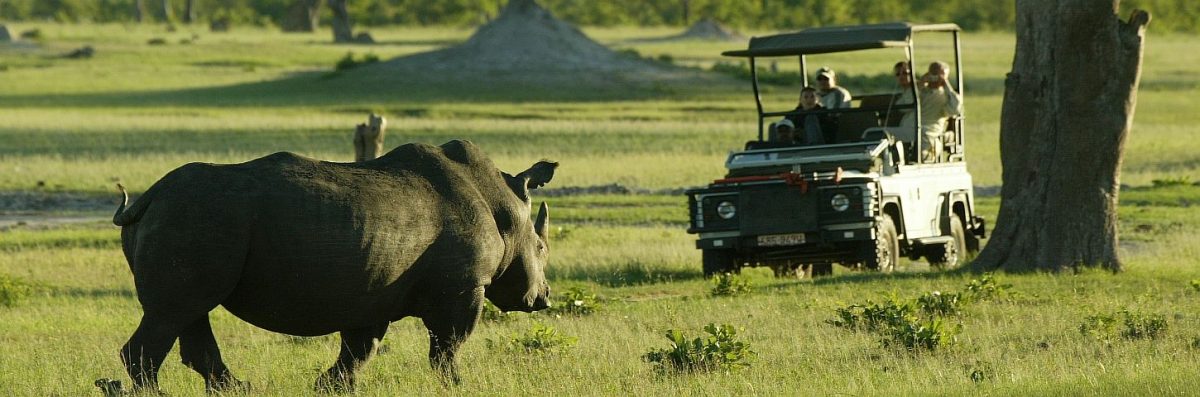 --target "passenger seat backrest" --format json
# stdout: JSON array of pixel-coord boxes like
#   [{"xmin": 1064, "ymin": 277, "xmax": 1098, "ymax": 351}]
[{"xmin": 834, "ymin": 112, "xmax": 880, "ymax": 143}]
